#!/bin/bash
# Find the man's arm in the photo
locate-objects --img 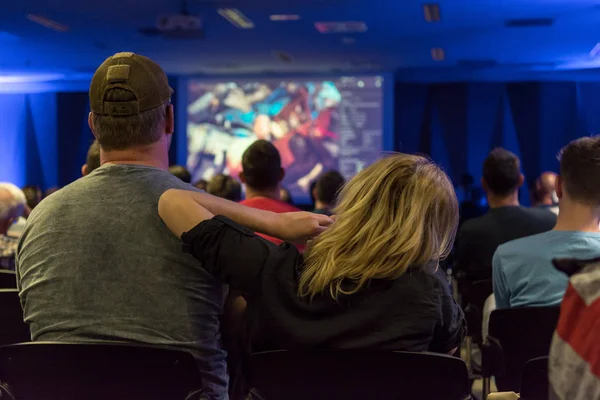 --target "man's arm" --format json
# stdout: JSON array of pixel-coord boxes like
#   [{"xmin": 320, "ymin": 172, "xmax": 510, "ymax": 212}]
[{"xmin": 158, "ymin": 189, "xmax": 333, "ymax": 242}]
